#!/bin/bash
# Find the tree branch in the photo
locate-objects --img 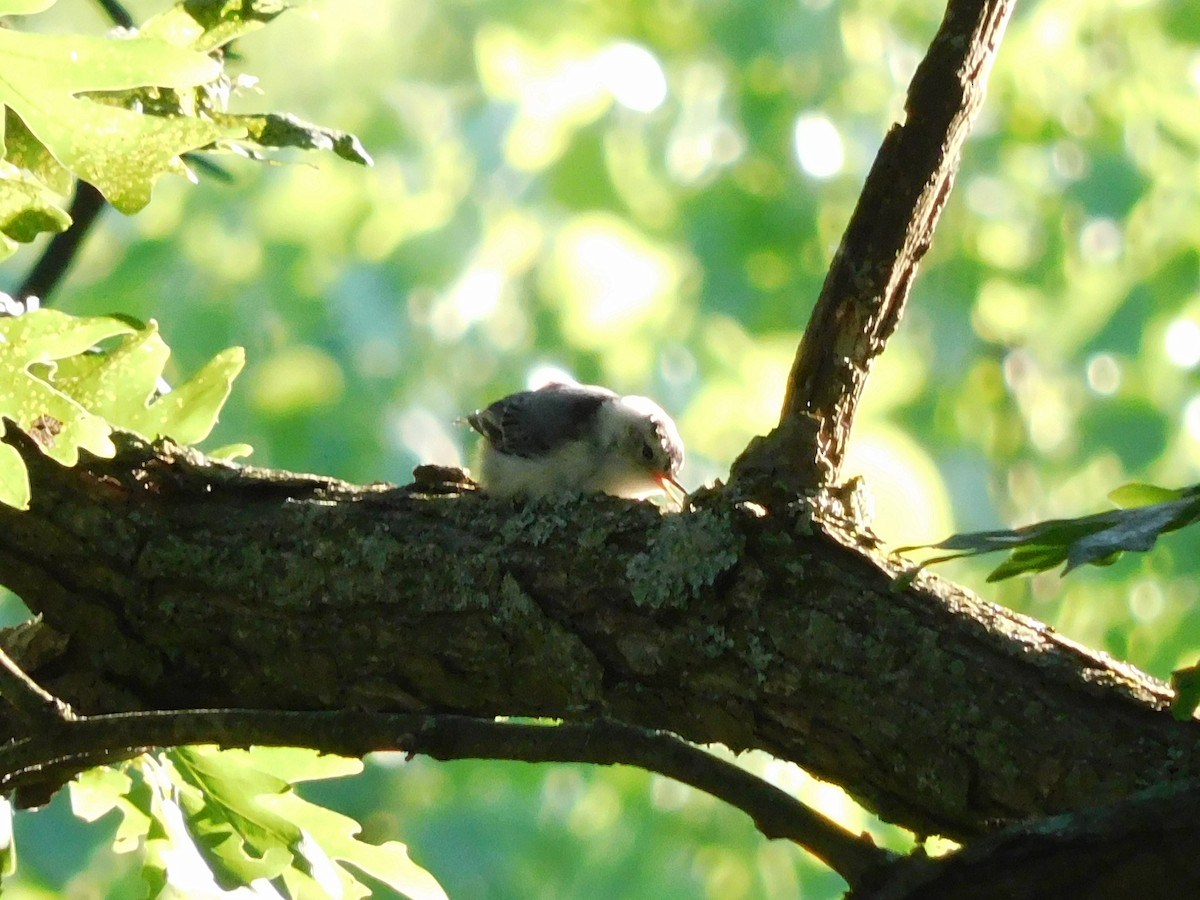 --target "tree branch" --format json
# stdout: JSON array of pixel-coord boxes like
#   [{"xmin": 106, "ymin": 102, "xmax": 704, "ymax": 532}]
[
  {"xmin": 0, "ymin": 647, "xmax": 74, "ymax": 728},
  {"xmin": 0, "ymin": 707, "xmax": 894, "ymax": 887},
  {"xmin": 0, "ymin": 425, "xmax": 1194, "ymax": 845},
  {"xmin": 15, "ymin": 182, "xmax": 108, "ymax": 308},
  {"xmin": 94, "ymin": 0, "xmax": 134, "ymax": 29},
  {"xmin": 852, "ymin": 779, "xmax": 1200, "ymax": 899},
  {"xmin": 767, "ymin": 0, "xmax": 1015, "ymax": 486}
]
